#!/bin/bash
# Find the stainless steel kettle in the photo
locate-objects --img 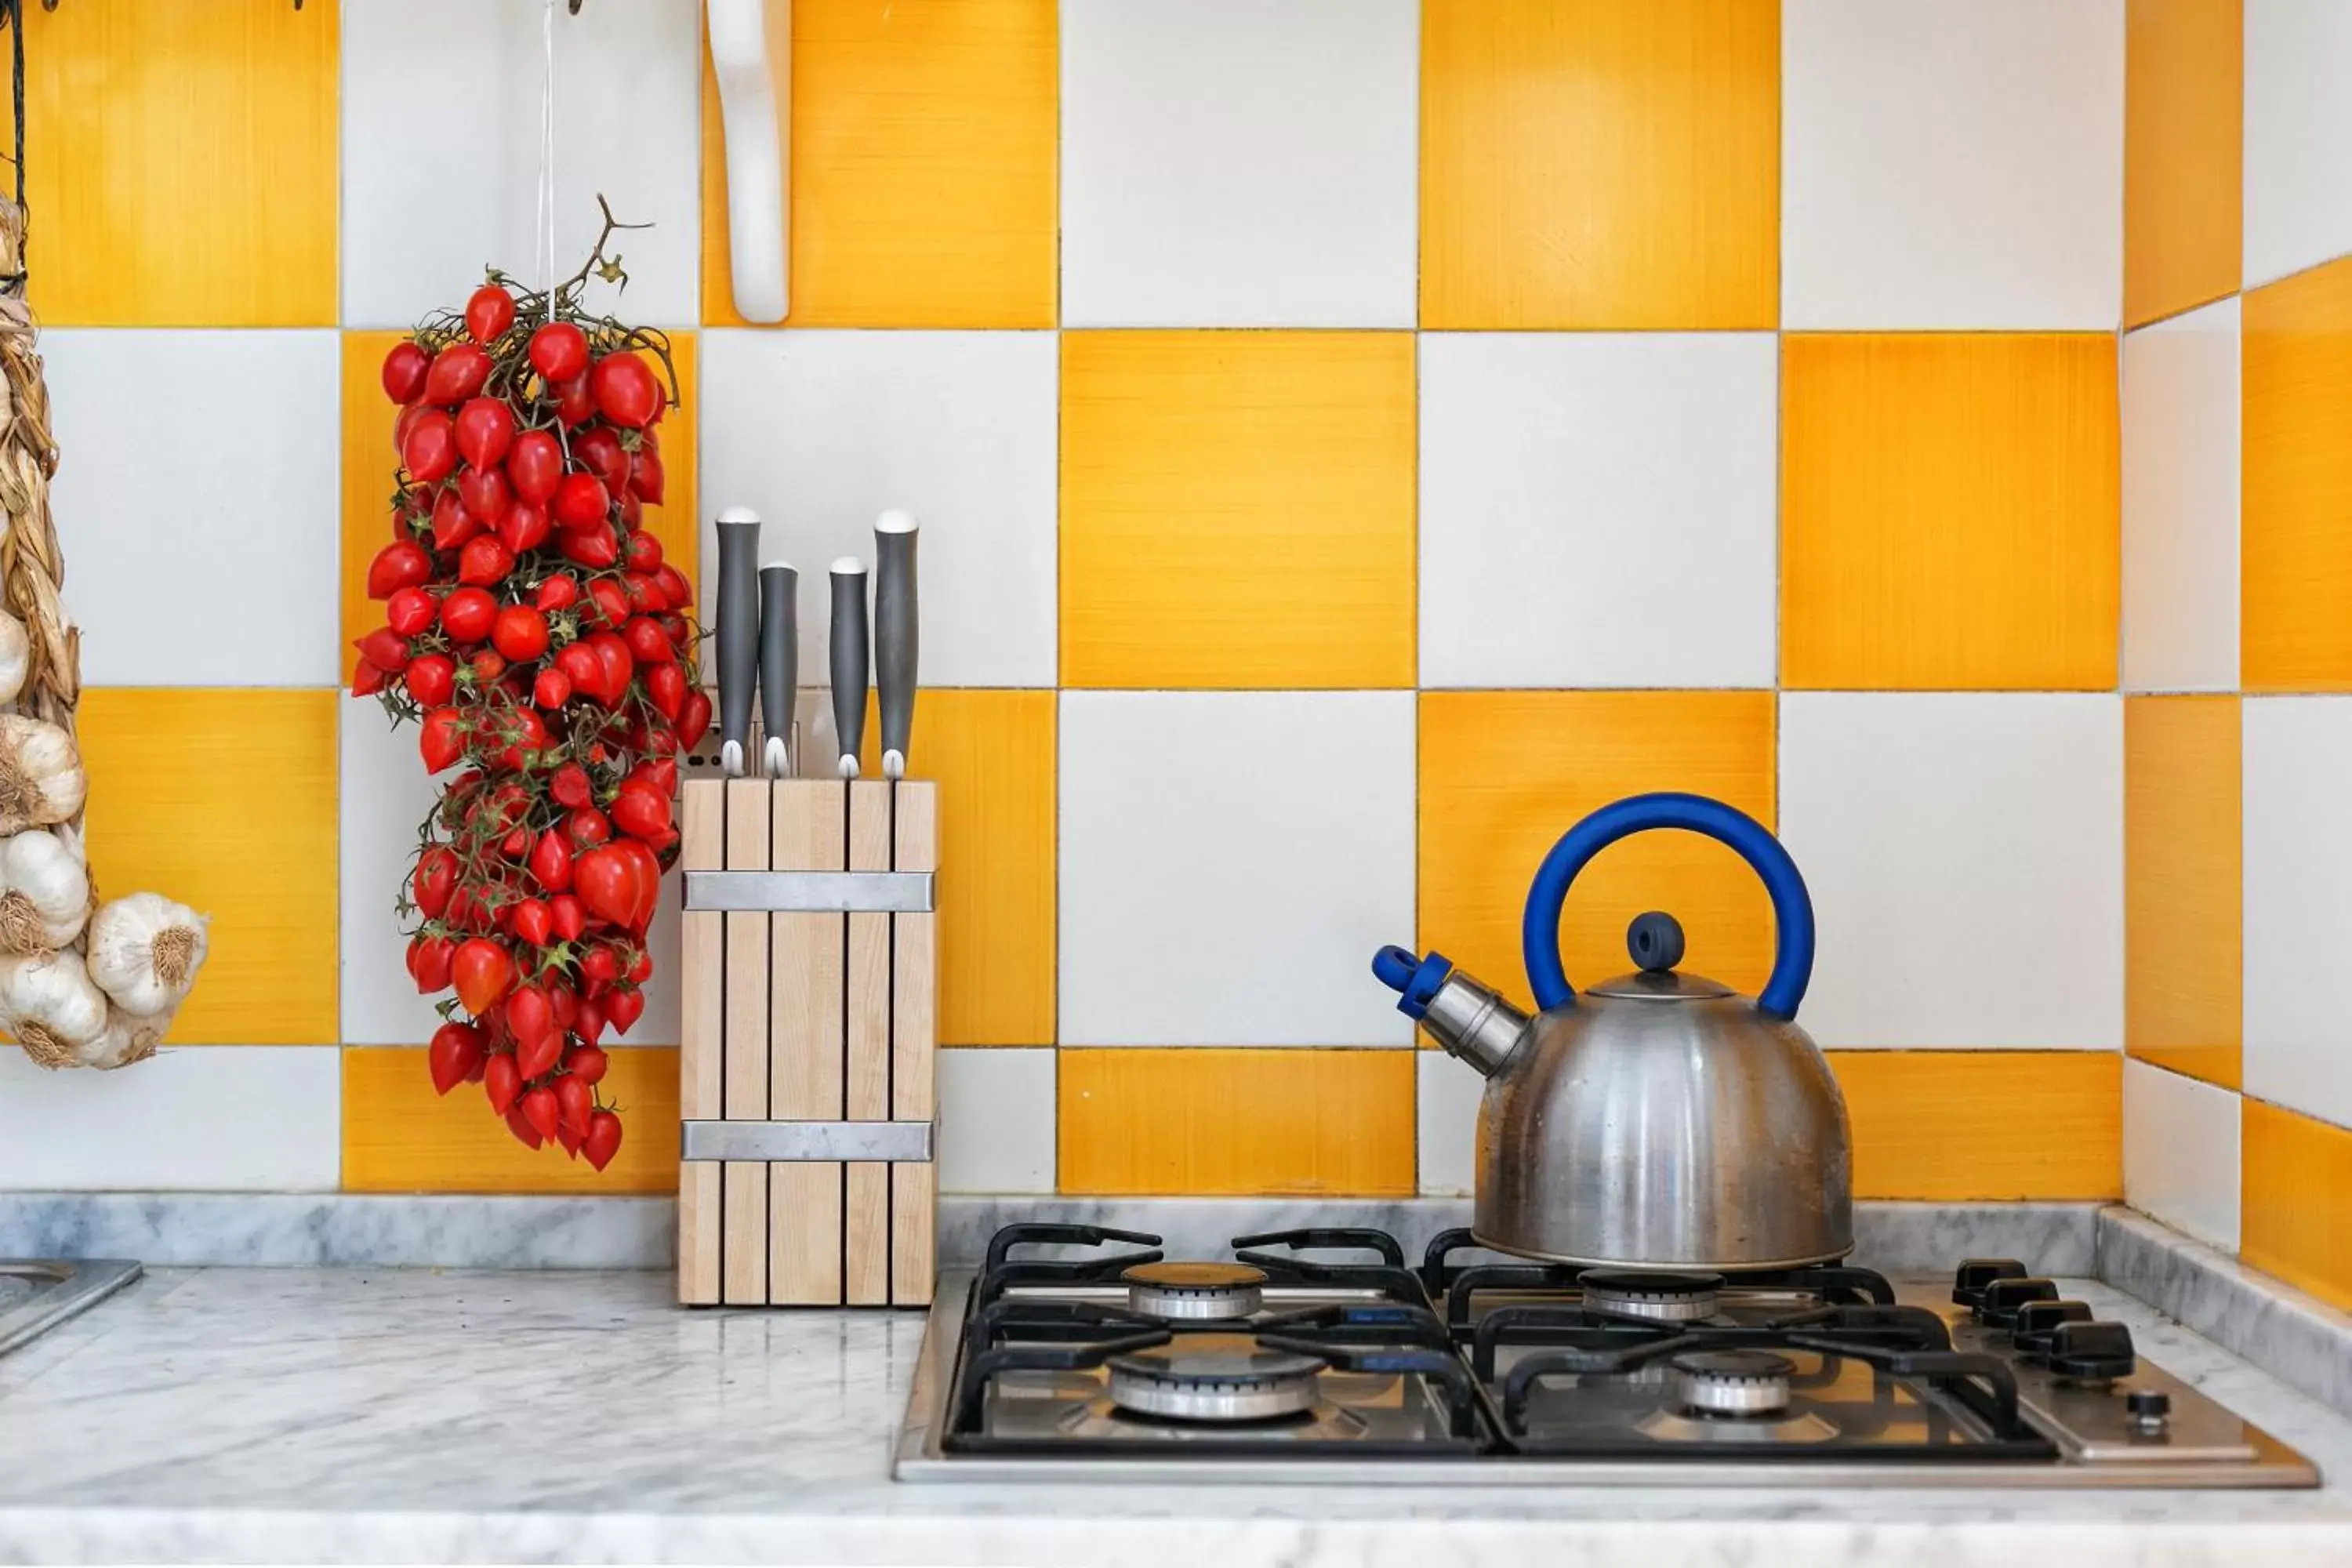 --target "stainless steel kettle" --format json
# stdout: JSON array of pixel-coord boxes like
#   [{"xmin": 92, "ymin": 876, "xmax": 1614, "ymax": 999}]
[{"xmin": 1374, "ymin": 792, "xmax": 1853, "ymax": 1272}]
